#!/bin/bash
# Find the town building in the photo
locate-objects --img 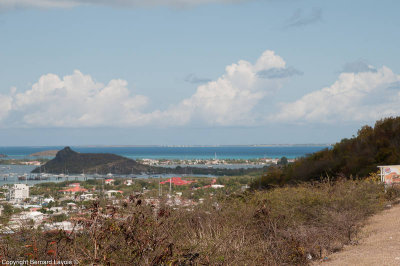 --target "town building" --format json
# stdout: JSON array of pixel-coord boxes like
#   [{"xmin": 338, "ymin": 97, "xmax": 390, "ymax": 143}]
[
  {"xmin": 160, "ymin": 177, "xmax": 196, "ymax": 186},
  {"xmin": 21, "ymin": 161, "xmax": 41, "ymax": 166},
  {"xmin": 80, "ymin": 193, "xmax": 95, "ymax": 201},
  {"xmin": 59, "ymin": 183, "xmax": 88, "ymax": 194},
  {"xmin": 43, "ymin": 197, "xmax": 55, "ymax": 204},
  {"xmin": 124, "ymin": 179, "xmax": 133, "ymax": 186},
  {"xmin": 105, "ymin": 179, "xmax": 115, "ymax": 185},
  {"xmin": 8, "ymin": 184, "xmax": 29, "ymax": 203},
  {"xmin": 105, "ymin": 190, "xmax": 123, "ymax": 198}
]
